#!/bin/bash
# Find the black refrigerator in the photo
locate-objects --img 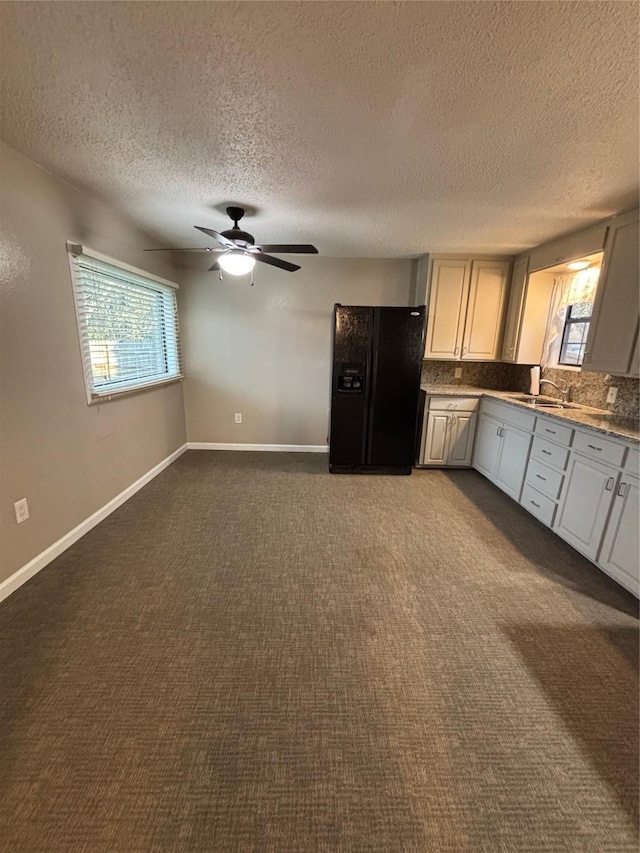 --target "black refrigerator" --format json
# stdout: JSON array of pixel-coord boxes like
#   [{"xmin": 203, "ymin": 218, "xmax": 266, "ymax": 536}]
[{"xmin": 329, "ymin": 305, "xmax": 426, "ymax": 474}]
